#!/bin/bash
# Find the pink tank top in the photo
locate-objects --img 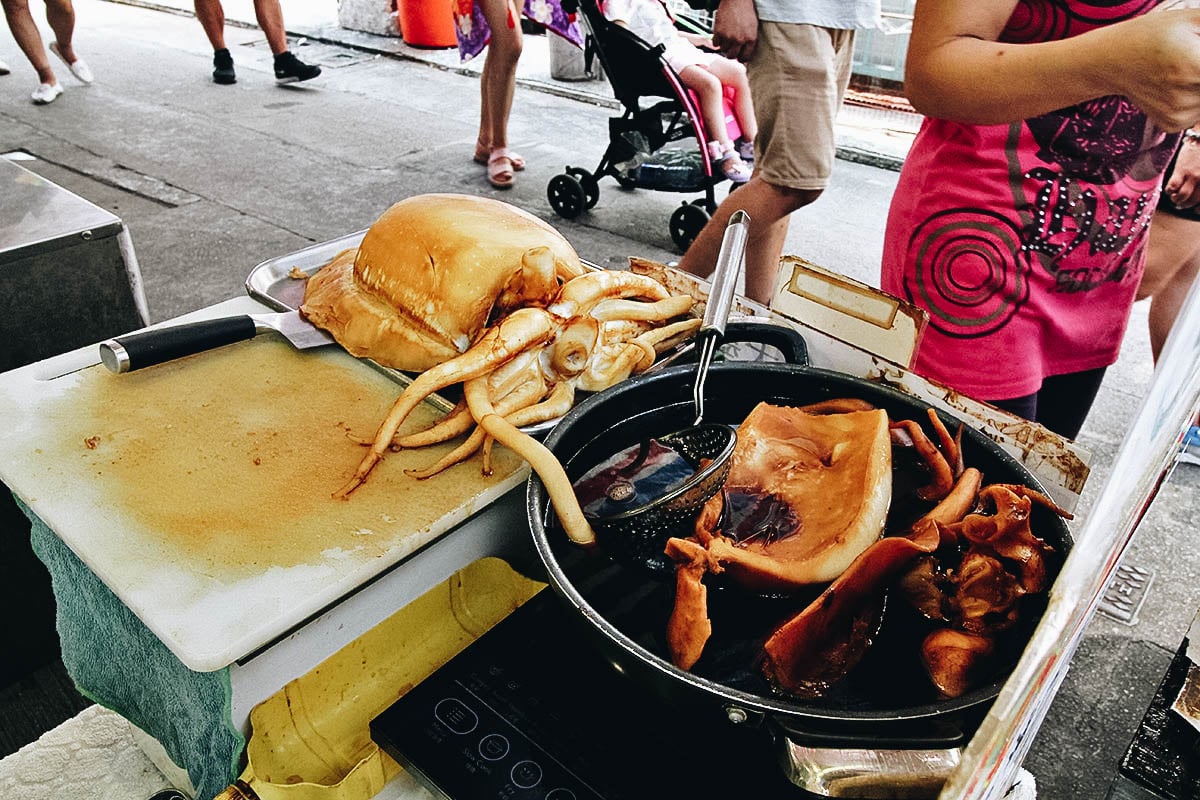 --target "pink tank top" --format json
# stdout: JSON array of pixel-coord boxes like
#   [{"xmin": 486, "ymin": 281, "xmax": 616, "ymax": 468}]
[{"xmin": 881, "ymin": 0, "xmax": 1179, "ymax": 400}]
